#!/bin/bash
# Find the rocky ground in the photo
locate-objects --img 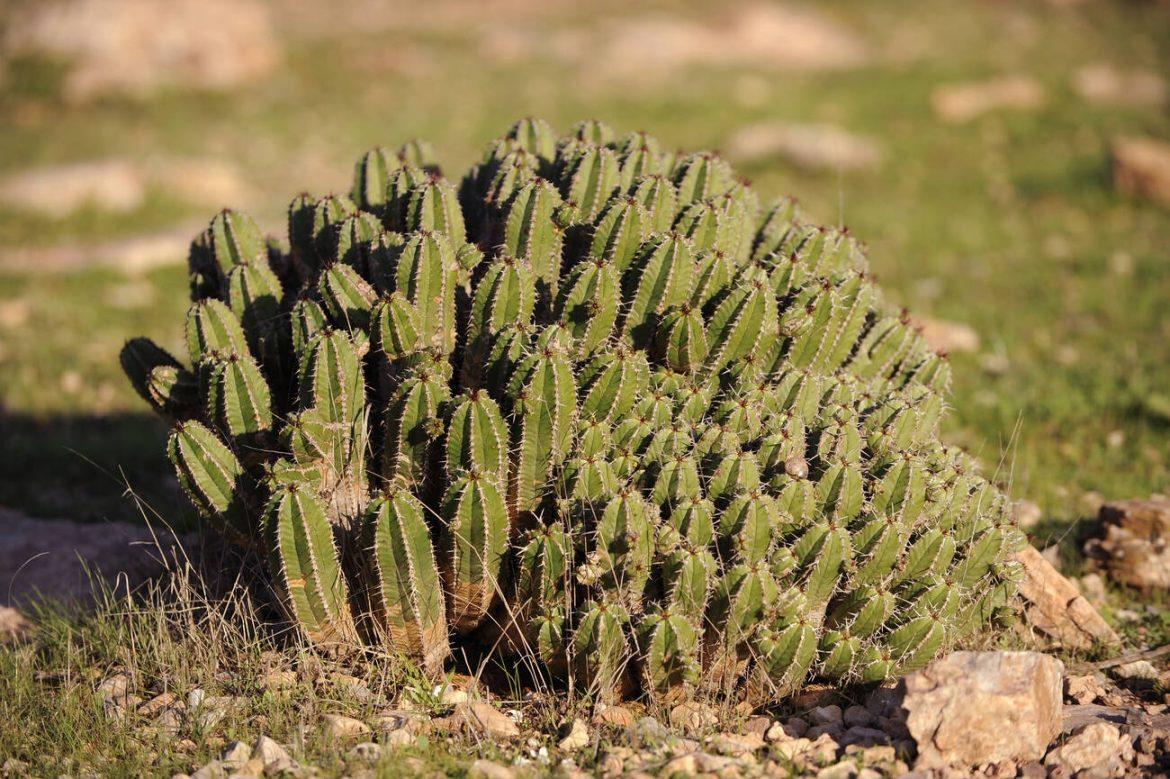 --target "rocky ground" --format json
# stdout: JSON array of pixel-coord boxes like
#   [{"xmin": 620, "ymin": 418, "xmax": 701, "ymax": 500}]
[{"xmin": 2, "ymin": 498, "xmax": 1169, "ymax": 776}]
